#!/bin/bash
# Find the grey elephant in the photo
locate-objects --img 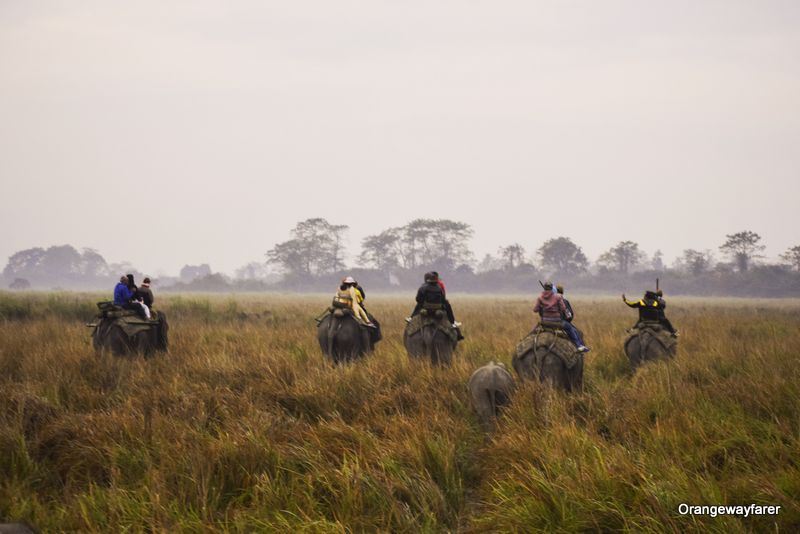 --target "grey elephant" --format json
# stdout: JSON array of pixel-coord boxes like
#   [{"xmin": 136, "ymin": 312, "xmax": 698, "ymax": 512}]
[
  {"xmin": 317, "ymin": 309, "xmax": 379, "ymax": 365},
  {"xmin": 468, "ymin": 361, "xmax": 515, "ymax": 431},
  {"xmin": 403, "ymin": 312, "xmax": 459, "ymax": 366},
  {"xmin": 625, "ymin": 322, "xmax": 677, "ymax": 369},
  {"xmin": 90, "ymin": 303, "xmax": 168, "ymax": 357},
  {"xmin": 512, "ymin": 323, "xmax": 584, "ymax": 392}
]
